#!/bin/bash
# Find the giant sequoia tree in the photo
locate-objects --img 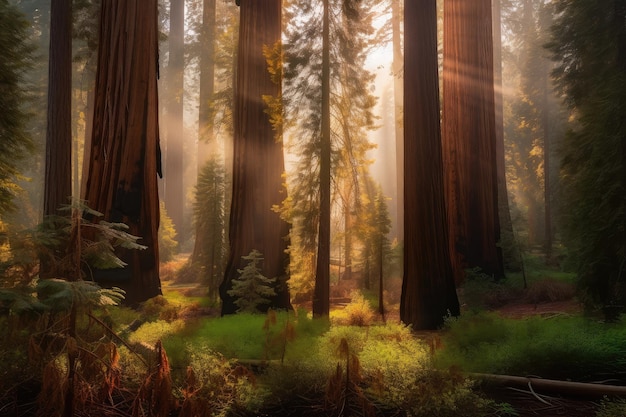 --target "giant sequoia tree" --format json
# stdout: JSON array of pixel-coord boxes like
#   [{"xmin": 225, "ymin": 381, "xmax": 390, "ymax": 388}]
[
  {"xmin": 442, "ymin": 0, "xmax": 505, "ymax": 283},
  {"xmin": 401, "ymin": 0, "xmax": 460, "ymax": 330},
  {"xmin": 82, "ymin": 0, "xmax": 162, "ymax": 305},
  {"xmin": 548, "ymin": 0, "xmax": 626, "ymax": 309},
  {"xmin": 220, "ymin": 0, "xmax": 291, "ymax": 315}
]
